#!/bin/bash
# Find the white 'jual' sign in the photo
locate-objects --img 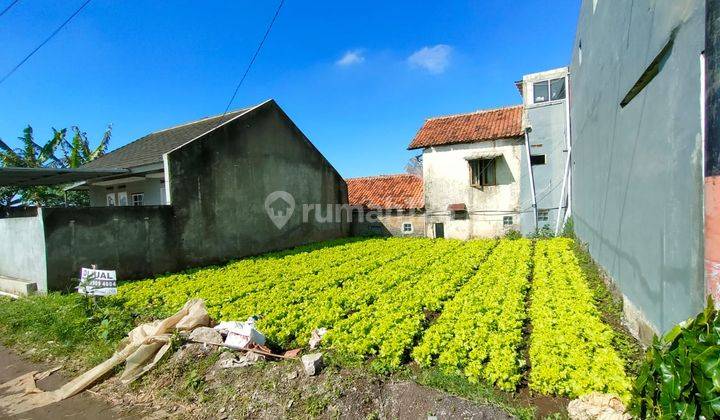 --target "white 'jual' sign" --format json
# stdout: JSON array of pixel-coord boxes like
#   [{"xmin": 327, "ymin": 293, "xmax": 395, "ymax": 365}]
[{"xmin": 78, "ymin": 267, "xmax": 117, "ymax": 296}]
